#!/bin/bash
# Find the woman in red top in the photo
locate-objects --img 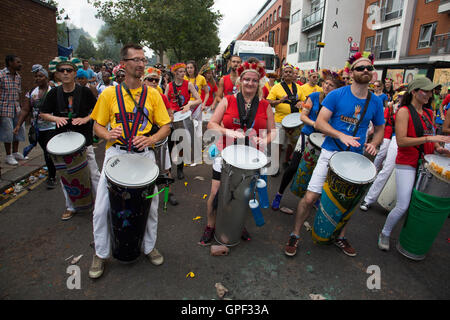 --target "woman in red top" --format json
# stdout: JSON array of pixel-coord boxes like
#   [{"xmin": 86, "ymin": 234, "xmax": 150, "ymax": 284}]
[
  {"xmin": 377, "ymin": 78, "xmax": 450, "ymax": 251},
  {"xmin": 198, "ymin": 61, "xmax": 276, "ymax": 246},
  {"xmin": 200, "ymin": 64, "xmax": 218, "ymax": 108},
  {"xmin": 262, "ymin": 73, "xmax": 277, "ymax": 99}
]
